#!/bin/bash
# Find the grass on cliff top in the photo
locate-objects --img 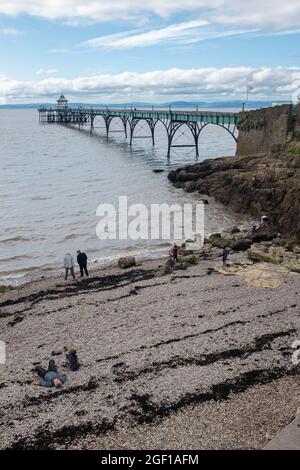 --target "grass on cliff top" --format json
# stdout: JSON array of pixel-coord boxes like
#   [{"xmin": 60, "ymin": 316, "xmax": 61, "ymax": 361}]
[
  {"xmin": 286, "ymin": 162, "xmax": 300, "ymax": 169},
  {"xmin": 288, "ymin": 146, "xmax": 300, "ymax": 155}
]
